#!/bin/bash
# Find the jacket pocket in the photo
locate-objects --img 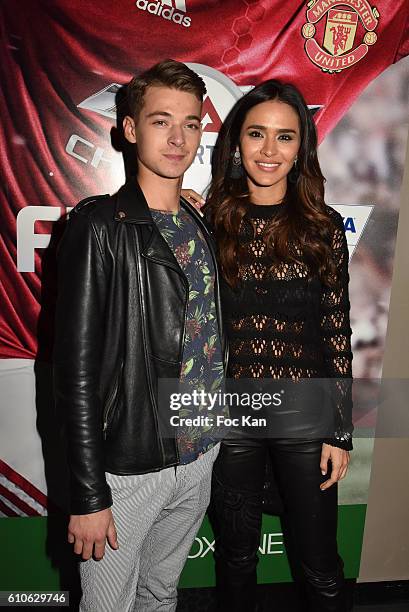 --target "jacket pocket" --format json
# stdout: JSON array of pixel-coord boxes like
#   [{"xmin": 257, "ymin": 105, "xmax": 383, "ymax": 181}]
[{"xmin": 103, "ymin": 361, "xmax": 124, "ymax": 438}]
